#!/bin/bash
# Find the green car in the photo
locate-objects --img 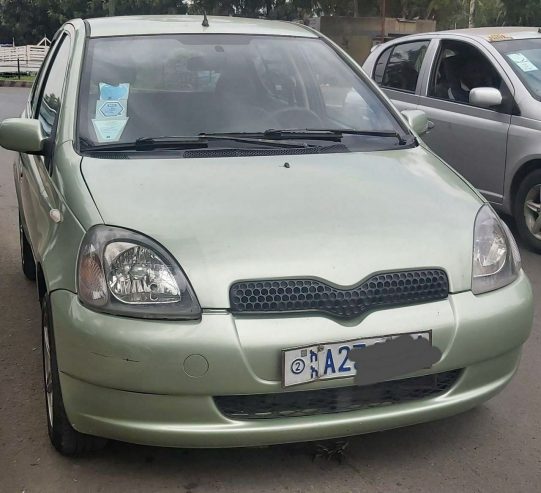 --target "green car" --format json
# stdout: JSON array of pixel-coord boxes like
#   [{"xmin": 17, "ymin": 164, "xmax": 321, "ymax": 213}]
[{"xmin": 0, "ymin": 15, "xmax": 533, "ymax": 456}]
